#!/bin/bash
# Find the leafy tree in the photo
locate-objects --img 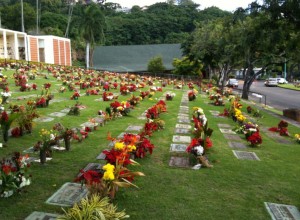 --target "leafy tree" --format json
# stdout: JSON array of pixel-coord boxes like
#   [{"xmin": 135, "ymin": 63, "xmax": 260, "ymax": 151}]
[
  {"xmin": 147, "ymin": 56, "xmax": 165, "ymax": 73},
  {"xmin": 73, "ymin": 3, "xmax": 105, "ymax": 68},
  {"xmin": 172, "ymin": 56, "xmax": 202, "ymax": 76}
]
